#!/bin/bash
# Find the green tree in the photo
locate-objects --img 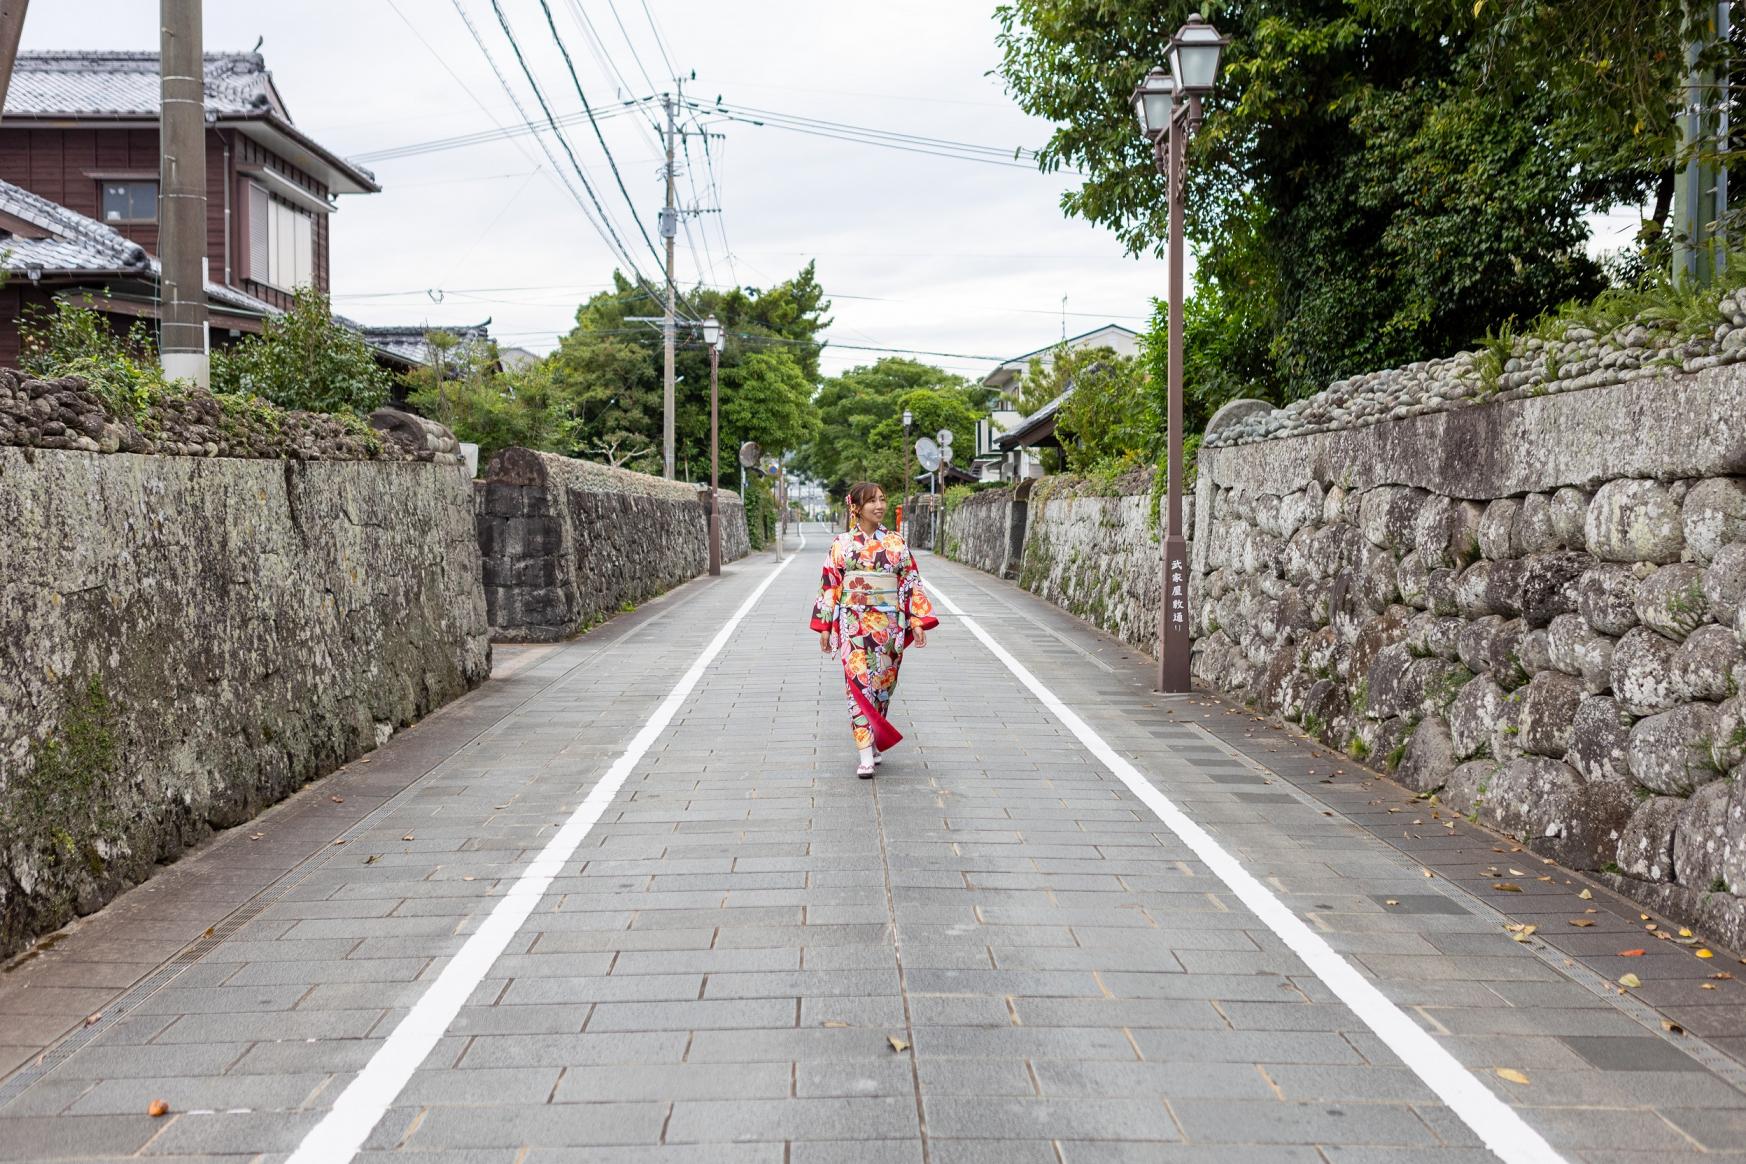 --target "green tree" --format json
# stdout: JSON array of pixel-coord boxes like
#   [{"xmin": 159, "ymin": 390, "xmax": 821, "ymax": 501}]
[
  {"xmin": 211, "ymin": 287, "xmax": 391, "ymax": 414},
  {"xmin": 994, "ymin": 0, "xmax": 1684, "ymax": 406},
  {"xmin": 803, "ymin": 357, "xmax": 982, "ymax": 498},
  {"xmin": 407, "ymin": 356, "xmax": 566, "ymax": 468}
]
